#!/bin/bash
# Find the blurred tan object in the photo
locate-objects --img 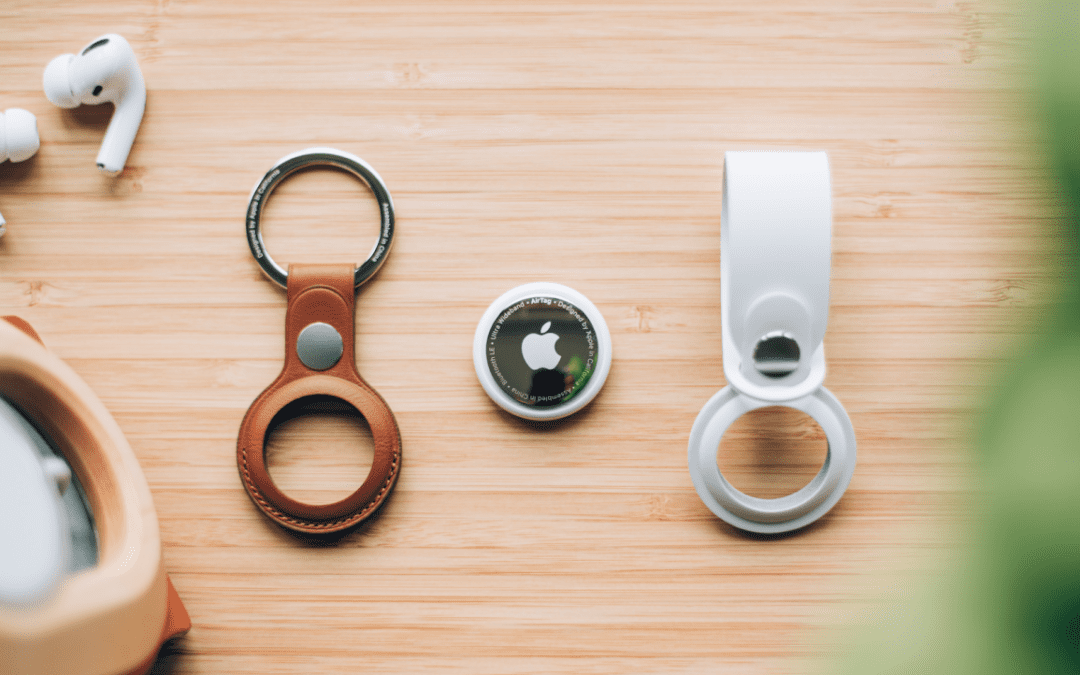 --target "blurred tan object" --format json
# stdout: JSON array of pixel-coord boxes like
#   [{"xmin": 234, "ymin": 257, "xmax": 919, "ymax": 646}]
[{"xmin": 0, "ymin": 316, "xmax": 189, "ymax": 675}]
